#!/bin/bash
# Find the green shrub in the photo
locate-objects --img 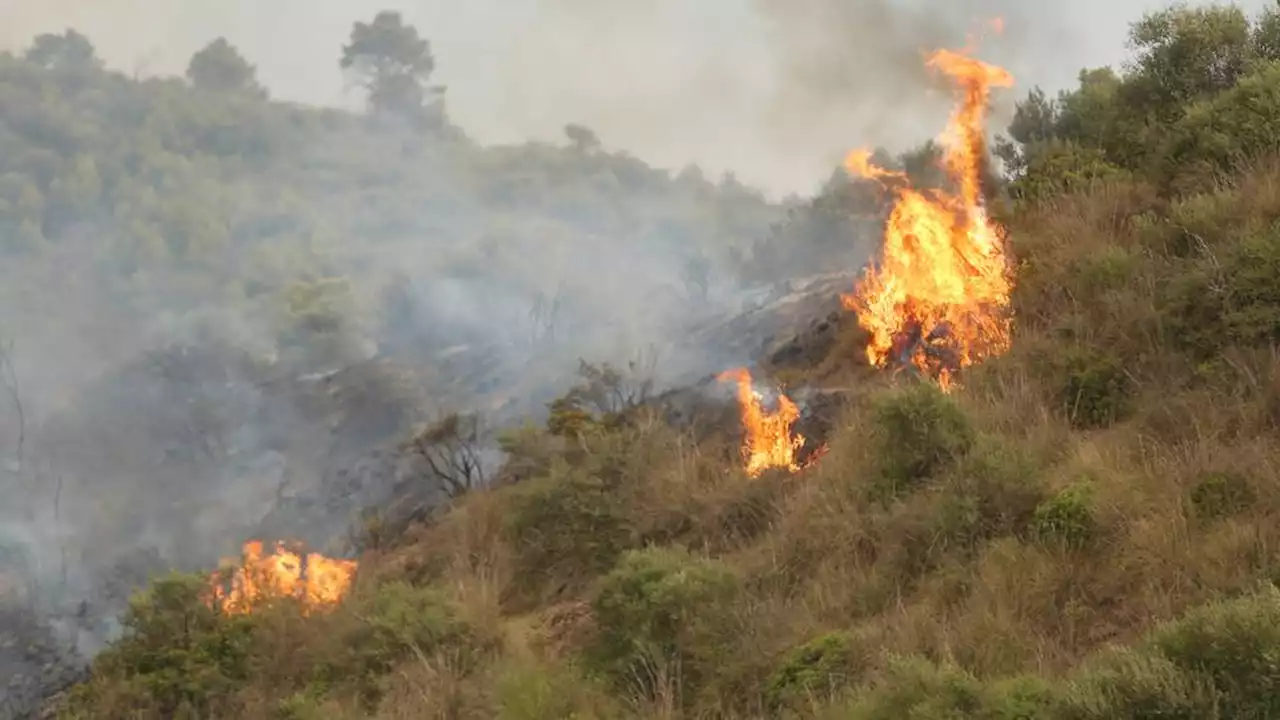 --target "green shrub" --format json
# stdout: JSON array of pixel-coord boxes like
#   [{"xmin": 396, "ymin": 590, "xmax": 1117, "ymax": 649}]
[
  {"xmin": 1189, "ymin": 471, "xmax": 1256, "ymax": 522},
  {"xmin": 61, "ymin": 573, "xmax": 258, "ymax": 719},
  {"xmin": 764, "ymin": 631, "xmax": 872, "ymax": 711},
  {"xmin": 1058, "ymin": 649, "xmax": 1213, "ymax": 719},
  {"xmin": 503, "ymin": 466, "xmax": 634, "ymax": 605},
  {"xmin": 869, "ymin": 383, "xmax": 975, "ymax": 499},
  {"xmin": 586, "ymin": 546, "xmax": 740, "ymax": 703},
  {"xmin": 1150, "ymin": 584, "xmax": 1280, "ymax": 718},
  {"xmin": 1164, "ymin": 61, "xmax": 1280, "ymax": 192},
  {"xmin": 1058, "ymin": 586, "xmax": 1280, "ymax": 718},
  {"xmin": 1056, "ymin": 348, "xmax": 1132, "ymax": 429},
  {"xmin": 988, "ymin": 676, "xmax": 1060, "ymax": 720},
  {"xmin": 494, "ymin": 660, "xmax": 619, "ymax": 720},
  {"xmin": 1161, "ymin": 226, "xmax": 1280, "ymax": 358},
  {"xmin": 1032, "ymin": 483, "xmax": 1097, "ymax": 551},
  {"xmin": 1011, "ymin": 140, "xmax": 1132, "ymax": 203},
  {"xmin": 837, "ymin": 656, "xmax": 991, "ymax": 719},
  {"xmin": 934, "ymin": 438, "xmax": 1048, "ymax": 551},
  {"xmin": 310, "ymin": 581, "xmax": 484, "ymax": 707}
]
